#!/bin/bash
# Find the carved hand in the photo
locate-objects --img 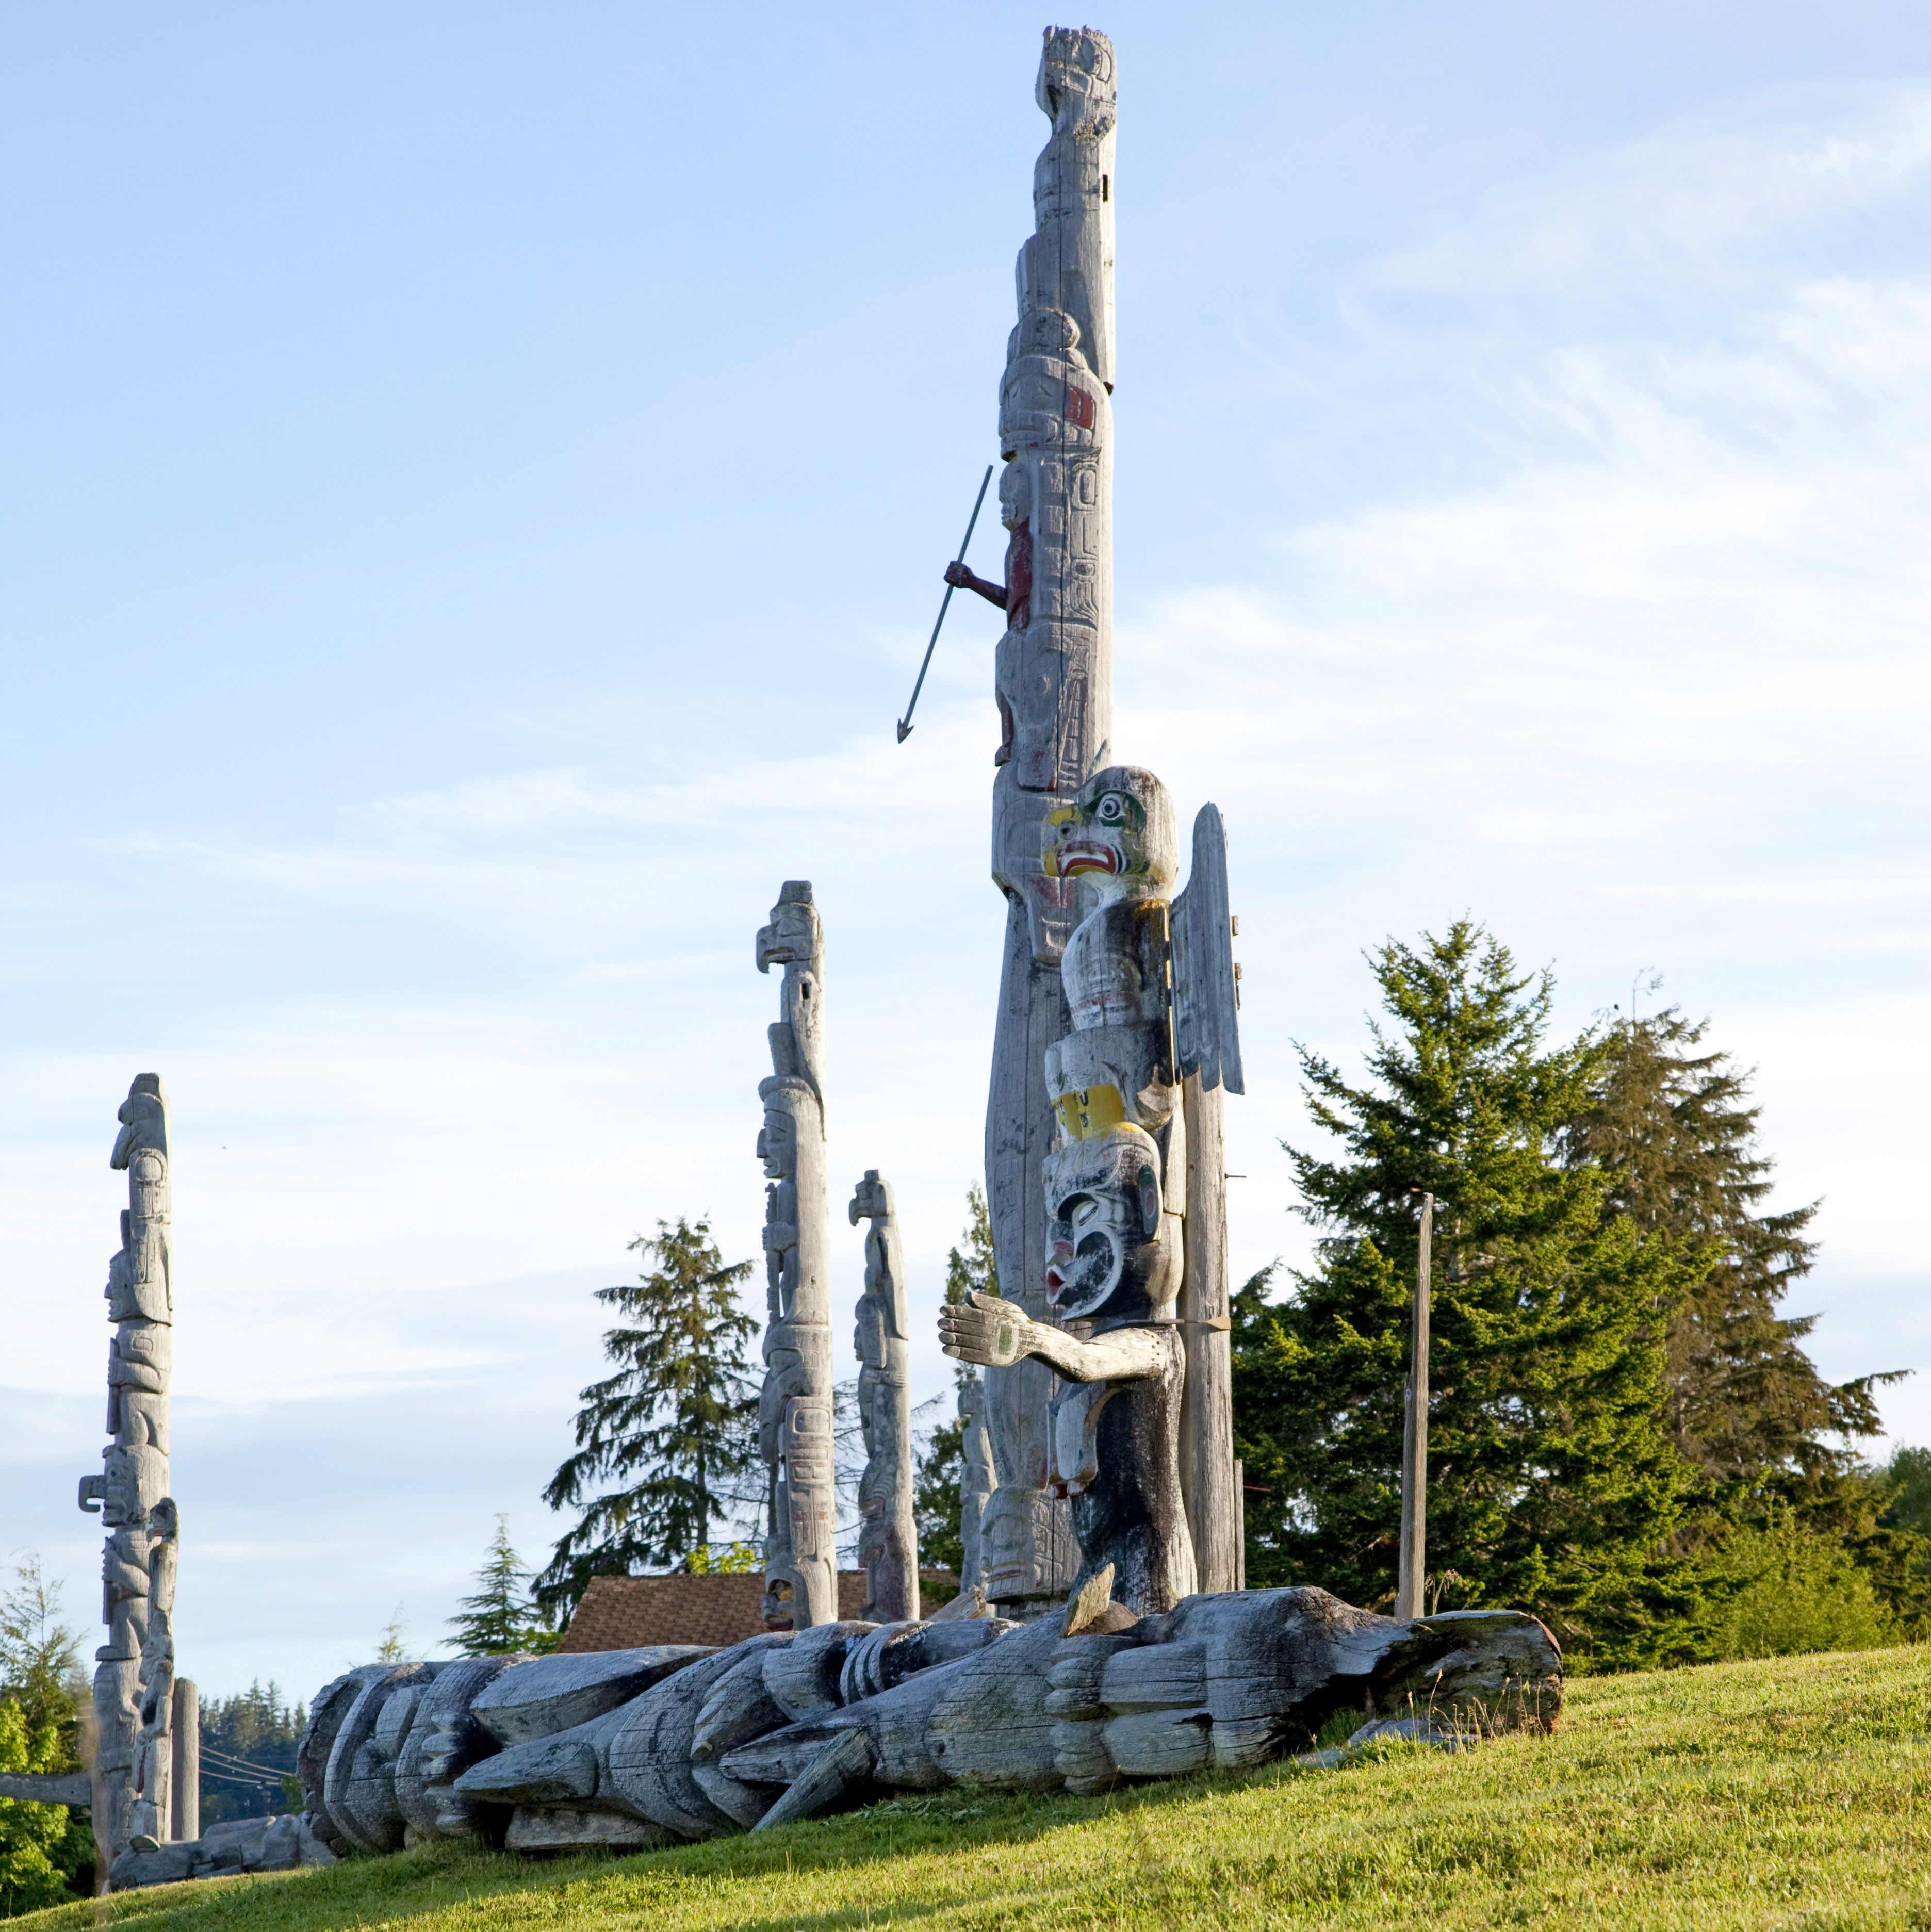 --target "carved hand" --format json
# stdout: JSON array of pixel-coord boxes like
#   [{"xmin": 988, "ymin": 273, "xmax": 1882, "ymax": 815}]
[
  {"xmin": 943, "ymin": 560, "xmax": 974, "ymax": 589},
  {"xmin": 939, "ymin": 1290, "xmax": 1034, "ymax": 1369}
]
